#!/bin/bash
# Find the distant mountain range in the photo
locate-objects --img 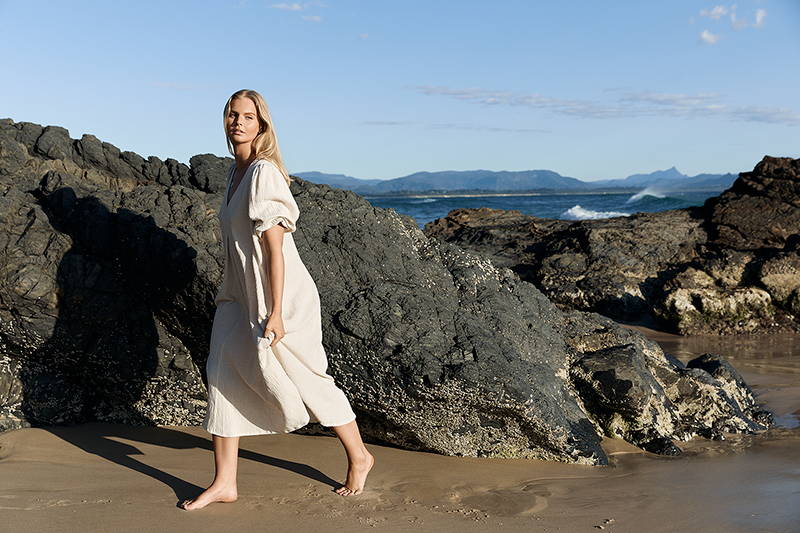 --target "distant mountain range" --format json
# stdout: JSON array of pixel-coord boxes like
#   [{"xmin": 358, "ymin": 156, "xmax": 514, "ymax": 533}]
[{"xmin": 294, "ymin": 166, "xmax": 738, "ymax": 195}]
